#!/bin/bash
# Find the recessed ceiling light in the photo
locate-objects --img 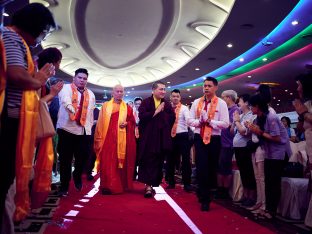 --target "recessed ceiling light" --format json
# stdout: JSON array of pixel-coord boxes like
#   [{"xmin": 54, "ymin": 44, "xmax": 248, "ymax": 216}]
[
  {"xmin": 187, "ymin": 88, "xmax": 190, "ymax": 91},
  {"xmin": 290, "ymin": 92, "xmax": 293, "ymax": 95},
  {"xmin": 273, "ymin": 97, "xmax": 276, "ymax": 99},
  {"xmin": 285, "ymin": 89, "xmax": 288, "ymax": 92},
  {"xmin": 167, "ymin": 86, "xmax": 171, "ymax": 89},
  {"xmin": 167, "ymin": 81, "xmax": 171, "ymax": 84},
  {"xmin": 239, "ymin": 58, "xmax": 244, "ymax": 62},
  {"xmin": 2, "ymin": 12, "xmax": 9, "ymax": 17},
  {"xmin": 262, "ymin": 58, "xmax": 268, "ymax": 61},
  {"xmin": 247, "ymin": 75, "xmax": 252, "ymax": 78},
  {"xmin": 193, "ymin": 84, "xmax": 196, "ymax": 86},
  {"xmin": 131, "ymin": 88, "xmax": 134, "ymax": 90},
  {"xmin": 277, "ymin": 103, "xmax": 280, "ymax": 106},
  {"xmin": 125, "ymin": 95, "xmax": 128, "ymax": 97},
  {"xmin": 127, "ymin": 91, "xmax": 130, "ymax": 94},
  {"xmin": 195, "ymin": 67, "xmax": 200, "ymax": 71},
  {"xmin": 291, "ymin": 20, "xmax": 299, "ymax": 26},
  {"xmin": 227, "ymin": 43, "xmax": 233, "ymax": 48},
  {"xmin": 189, "ymin": 95, "xmax": 192, "ymax": 98},
  {"xmin": 278, "ymin": 99, "xmax": 281, "ymax": 102}
]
